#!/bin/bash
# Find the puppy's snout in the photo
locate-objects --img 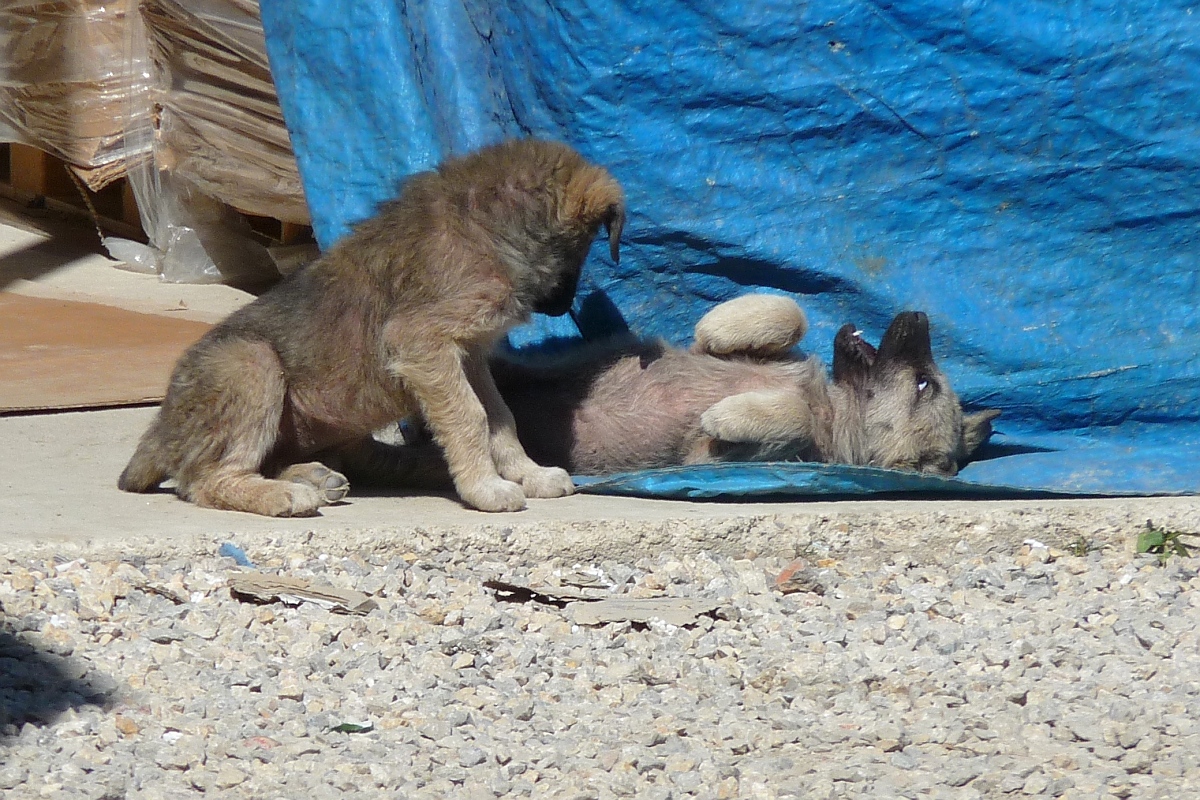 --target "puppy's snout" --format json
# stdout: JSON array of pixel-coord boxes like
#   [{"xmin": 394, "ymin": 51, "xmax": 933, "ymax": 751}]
[{"xmin": 535, "ymin": 269, "xmax": 582, "ymax": 317}]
